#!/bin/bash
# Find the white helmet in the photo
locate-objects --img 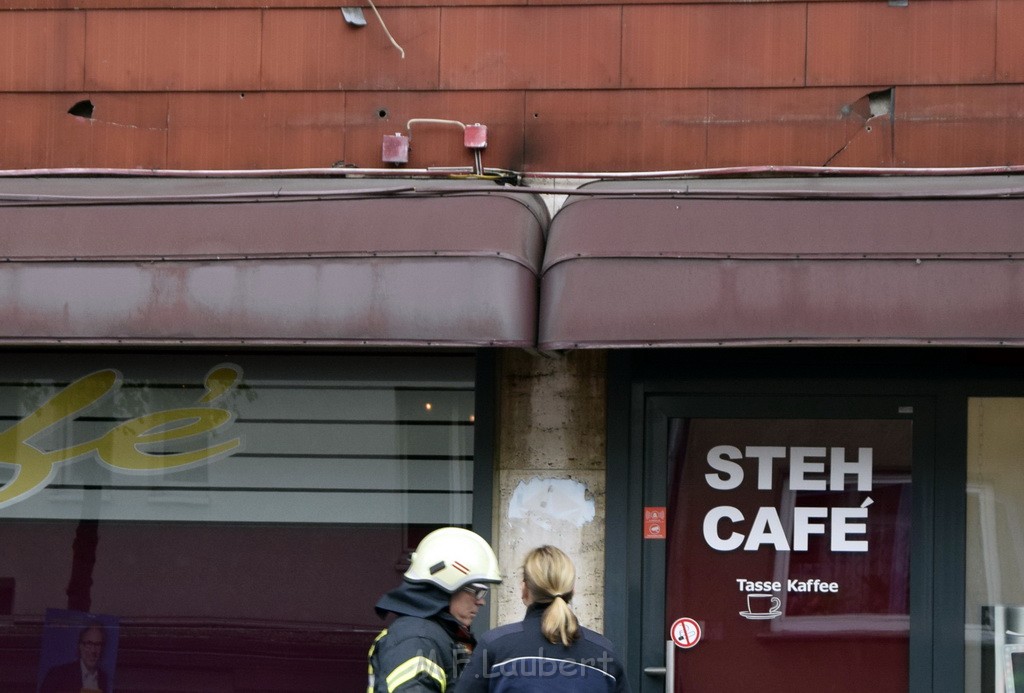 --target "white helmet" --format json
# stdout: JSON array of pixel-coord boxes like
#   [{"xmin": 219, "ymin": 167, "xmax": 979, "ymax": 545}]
[{"xmin": 405, "ymin": 527, "xmax": 502, "ymax": 593}]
